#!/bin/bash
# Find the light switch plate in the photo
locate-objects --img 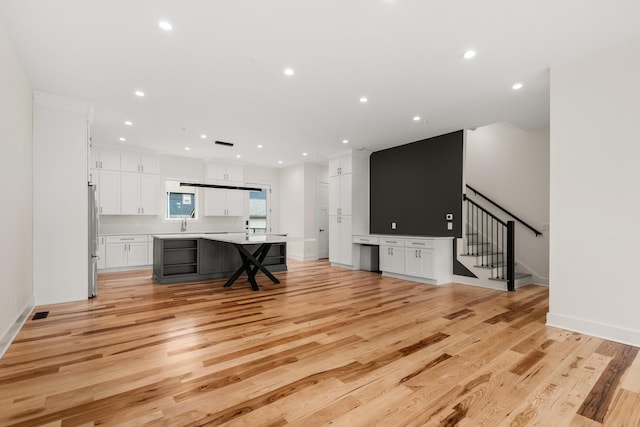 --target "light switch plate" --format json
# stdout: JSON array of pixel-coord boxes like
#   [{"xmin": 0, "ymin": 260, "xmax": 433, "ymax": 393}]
[
  {"xmin": 447, "ymin": 222, "xmax": 453, "ymax": 230},
  {"xmin": 391, "ymin": 222, "xmax": 397, "ymax": 230}
]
